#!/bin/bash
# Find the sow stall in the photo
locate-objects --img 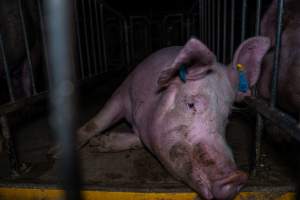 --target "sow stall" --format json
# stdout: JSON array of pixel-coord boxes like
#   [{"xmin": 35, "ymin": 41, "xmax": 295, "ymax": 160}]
[{"xmin": 0, "ymin": 0, "xmax": 298, "ymax": 199}]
